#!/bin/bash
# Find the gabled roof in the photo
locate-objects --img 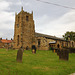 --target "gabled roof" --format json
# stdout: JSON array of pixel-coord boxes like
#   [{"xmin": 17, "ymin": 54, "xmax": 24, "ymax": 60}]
[
  {"xmin": 1, "ymin": 39, "xmax": 12, "ymax": 43},
  {"xmin": 35, "ymin": 32, "xmax": 66, "ymax": 41}
]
